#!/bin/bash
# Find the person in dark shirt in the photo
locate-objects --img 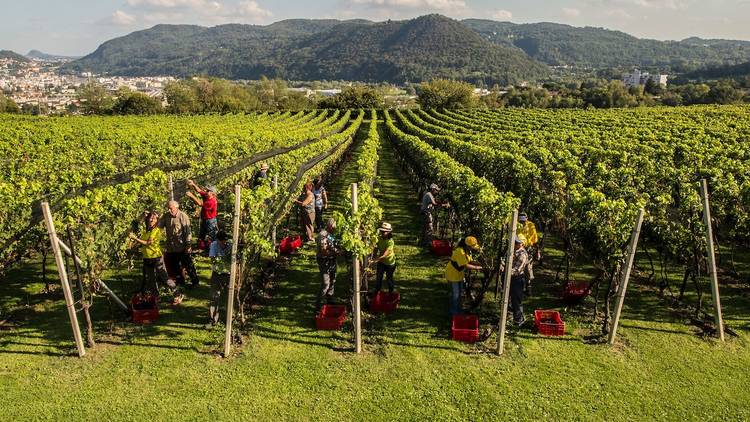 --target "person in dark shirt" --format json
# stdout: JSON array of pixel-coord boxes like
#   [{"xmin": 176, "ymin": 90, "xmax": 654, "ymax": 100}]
[{"xmin": 252, "ymin": 163, "xmax": 270, "ymax": 188}]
